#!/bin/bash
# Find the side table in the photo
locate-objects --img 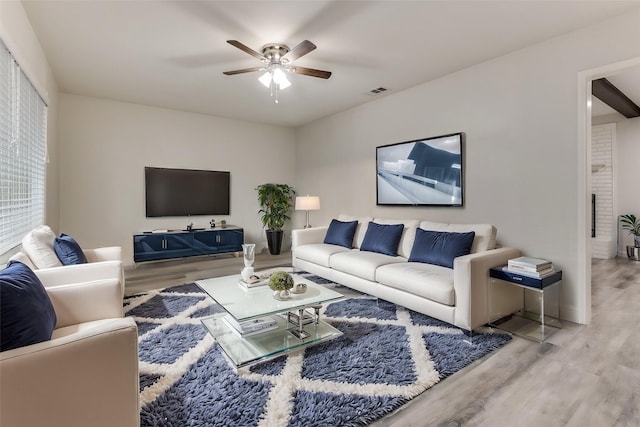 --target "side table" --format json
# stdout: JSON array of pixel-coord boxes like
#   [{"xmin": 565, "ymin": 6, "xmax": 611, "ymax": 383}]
[{"xmin": 489, "ymin": 266, "xmax": 562, "ymax": 342}]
